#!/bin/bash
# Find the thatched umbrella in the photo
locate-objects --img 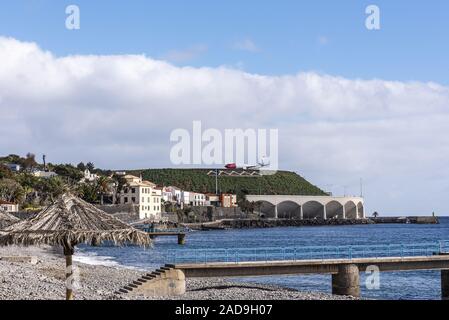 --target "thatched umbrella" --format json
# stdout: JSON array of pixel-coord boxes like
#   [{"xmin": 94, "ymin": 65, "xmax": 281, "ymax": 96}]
[
  {"xmin": 0, "ymin": 209, "xmax": 20, "ymax": 229},
  {"xmin": 0, "ymin": 193, "xmax": 150, "ymax": 300}
]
